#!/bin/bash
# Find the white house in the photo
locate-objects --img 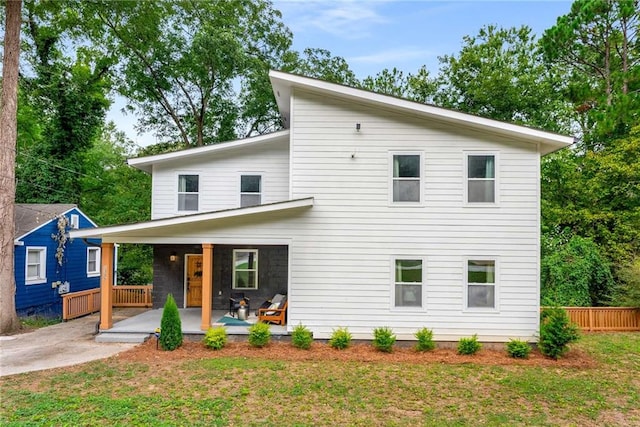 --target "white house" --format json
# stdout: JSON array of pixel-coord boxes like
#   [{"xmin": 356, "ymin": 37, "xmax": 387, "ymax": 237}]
[{"xmin": 70, "ymin": 70, "xmax": 573, "ymax": 342}]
